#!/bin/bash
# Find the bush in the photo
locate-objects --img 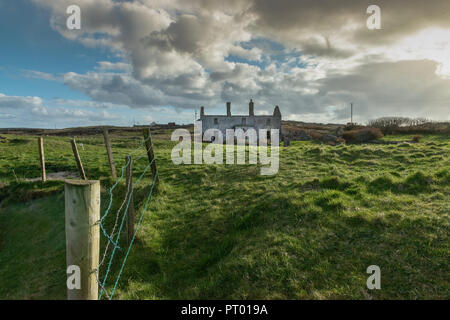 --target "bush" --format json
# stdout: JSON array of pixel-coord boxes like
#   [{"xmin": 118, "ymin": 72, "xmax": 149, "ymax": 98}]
[
  {"xmin": 344, "ymin": 123, "xmax": 365, "ymax": 131},
  {"xmin": 308, "ymin": 130, "xmax": 322, "ymax": 140},
  {"xmin": 368, "ymin": 117, "xmax": 450, "ymax": 134},
  {"xmin": 343, "ymin": 128, "xmax": 383, "ymax": 143}
]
